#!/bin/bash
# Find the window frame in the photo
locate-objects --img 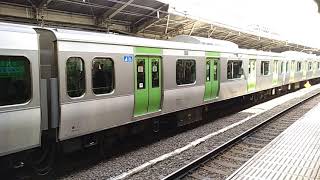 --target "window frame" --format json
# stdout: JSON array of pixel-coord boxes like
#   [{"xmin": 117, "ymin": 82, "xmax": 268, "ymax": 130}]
[
  {"xmin": 176, "ymin": 59, "xmax": 196, "ymax": 86},
  {"xmin": 308, "ymin": 62, "xmax": 312, "ymax": 71},
  {"xmin": 260, "ymin": 61, "xmax": 270, "ymax": 76},
  {"xmin": 227, "ymin": 60, "xmax": 243, "ymax": 80},
  {"xmin": 65, "ymin": 56, "xmax": 86, "ymax": 99},
  {"xmin": 91, "ymin": 57, "xmax": 115, "ymax": 96},
  {"xmin": 296, "ymin": 61, "xmax": 302, "ymax": 72},
  {"xmin": 273, "ymin": 60, "xmax": 279, "ymax": 74},
  {"xmin": 0, "ymin": 55, "xmax": 32, "ymax": 107}
]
